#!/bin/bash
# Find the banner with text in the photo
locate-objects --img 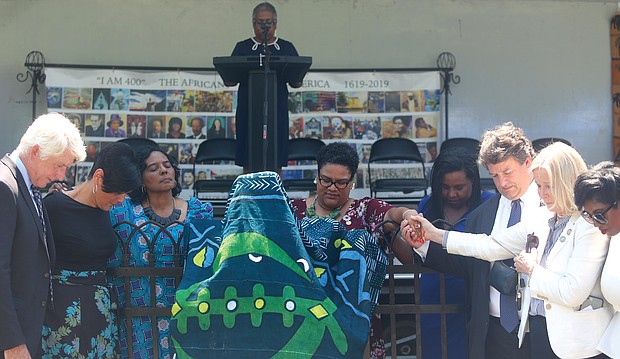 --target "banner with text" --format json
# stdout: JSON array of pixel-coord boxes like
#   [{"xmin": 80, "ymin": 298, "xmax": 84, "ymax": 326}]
[{"xmin": 45, "ymin": 68, "xmax": 441, "ymax": 198}]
